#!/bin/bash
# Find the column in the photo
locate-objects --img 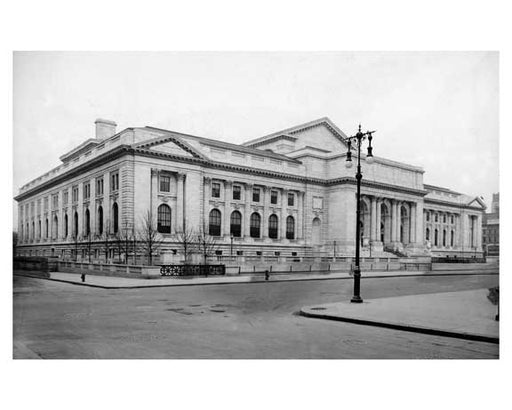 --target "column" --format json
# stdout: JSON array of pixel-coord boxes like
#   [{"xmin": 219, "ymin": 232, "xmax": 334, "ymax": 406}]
[
  {"xmin": 415, "ymin": 201, "xmax": 424, "ymax": 246},
  {"xmin": 370, "ymin": 196, "xmax": 377, "ymax": 242},
  {"xmin": 262, "ymin": 187, "xmax": 269, "ymax": 239},
  {"xmin": 375, "ymin": 198, "xmax": 382, "ymax": 243},
  {"xmin": 280, "ymin": 188, "xmax": 288, "ymax": 240},
  {"xmin": 223, "ymin": 180, "xmax": 232, "ymax": 237},
  {"xmin": 176, "ymin": 172, "xmax": 185, "ymax": 233},
  {"xmin": 244, "ymin": 183, "xmax": 252, "ymax": 238},
  {"xmin": 410, "ymin": 202, "xmax": 417, "ymax": 243},
  {"xmin": 202, "ymin": 176, "xmax": 211, "ymax": 233},
  {"xmin": 297, "ymin": 191, "xmax": 304, "ymax": 239},
  {"xmin": 391, "ymin": 199, "xmax": 398, "ymax": 243}
]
